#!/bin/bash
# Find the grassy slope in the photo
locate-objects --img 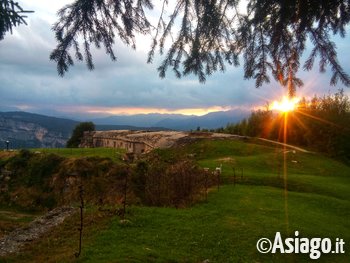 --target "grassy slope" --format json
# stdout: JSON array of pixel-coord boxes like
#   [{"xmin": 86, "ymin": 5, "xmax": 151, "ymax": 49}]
[
  {"xmin": 3, "ymin": 139, "xmax": 350, "ymax": 262},
  {"xmin": 76, "ymin": 140, "xmax": 349, "ymax": 263},
  {"xmin": 78, "ymin": 186, "xmax": 349, "ymax": 263}
]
